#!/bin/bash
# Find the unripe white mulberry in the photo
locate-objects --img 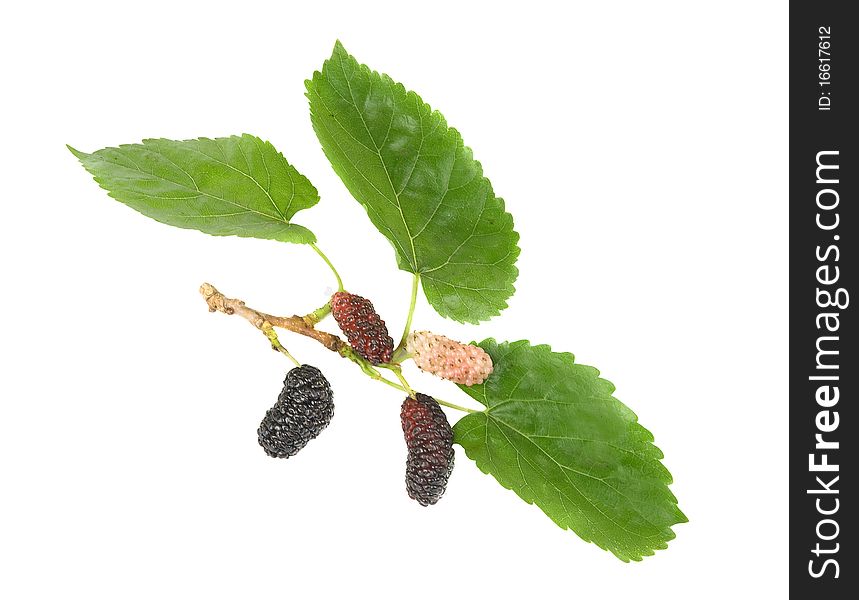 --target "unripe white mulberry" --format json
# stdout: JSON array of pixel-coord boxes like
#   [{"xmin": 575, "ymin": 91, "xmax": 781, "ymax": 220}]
[{"xmin": 405, "ymin": 331, "xmax": 493, "ymax": 386}]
